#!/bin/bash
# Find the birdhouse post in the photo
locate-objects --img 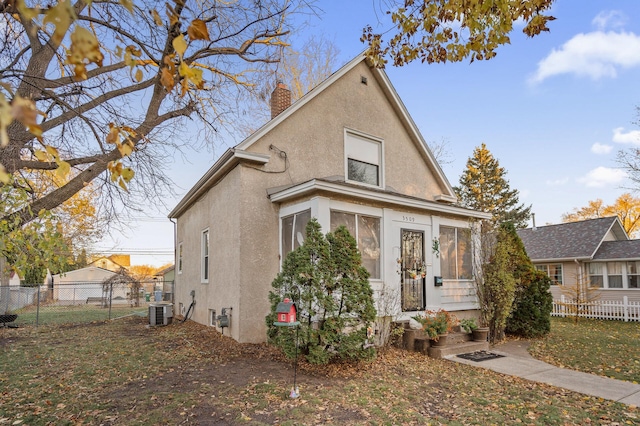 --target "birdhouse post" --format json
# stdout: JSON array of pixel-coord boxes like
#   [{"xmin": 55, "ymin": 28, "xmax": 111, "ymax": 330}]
[{"xmin": 273, "ymin": 294, "xmax": 301, "ymax": 398}]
